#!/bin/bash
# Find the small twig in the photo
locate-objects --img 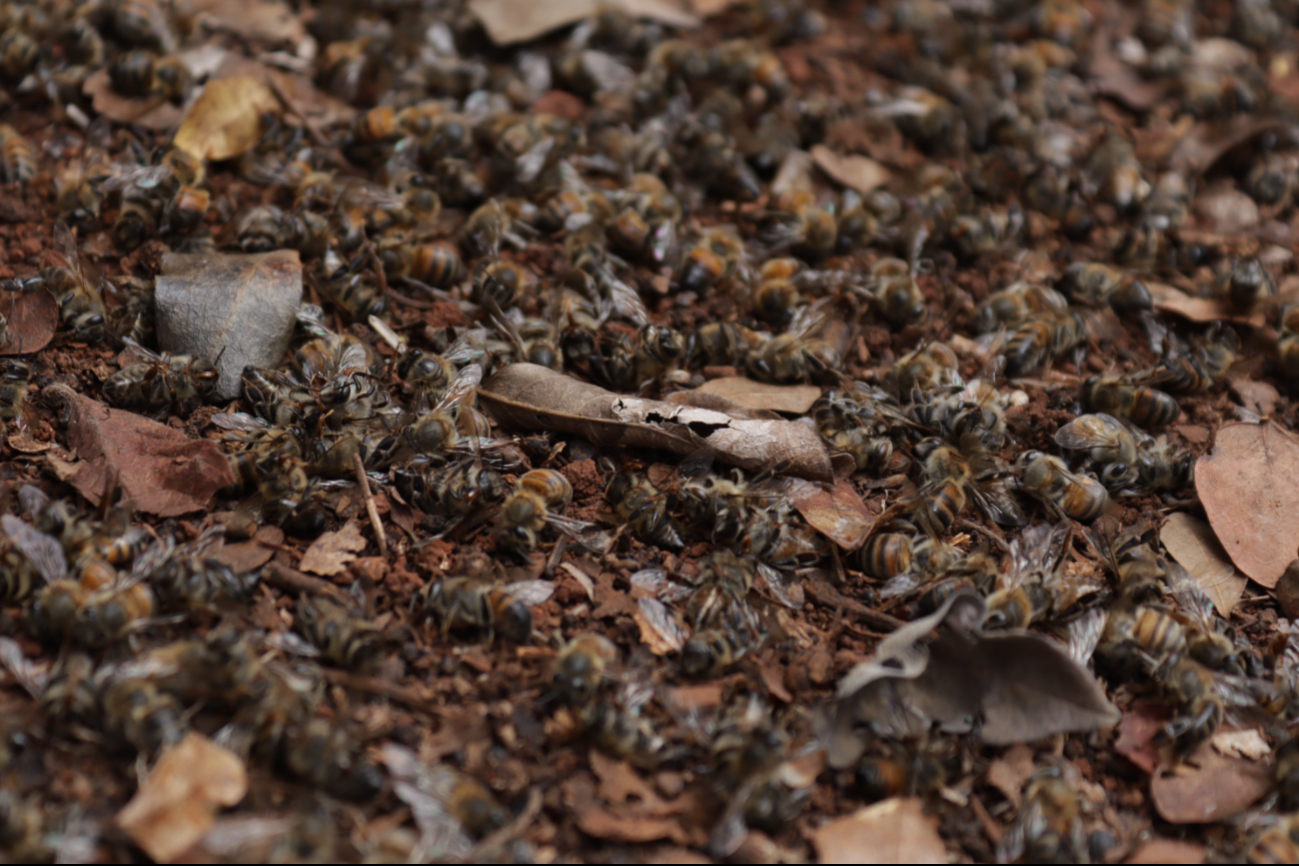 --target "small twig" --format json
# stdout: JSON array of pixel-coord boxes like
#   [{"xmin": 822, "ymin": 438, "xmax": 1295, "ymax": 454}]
[
  {"xmin": 320, "ymin": 668, "xmax": 441, "ymax": 716},
  {"xmin": 363, "ymin": 241, "xmax": 390, "ymax": 295},
  {"xmin": 457, "ymin": 788, "xmax": 543, "ymax": 864},
  {"xmin": 263, "ymin": 559, "xmax": 350, "ymax": 603},
  {"xmin": 354, "ymin": 452, "xmax": 389, "ymax": 559},
  {"xmin": 804, "ymin": 578, "xmax": 906, "ymax": 633},
  {"xmin": 383, "ymin": 286, "xmax": 434, "ymax": 310},
  {"xmin": 263, "ymin": 72, "xmax": 329, "ymax": 148}
]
